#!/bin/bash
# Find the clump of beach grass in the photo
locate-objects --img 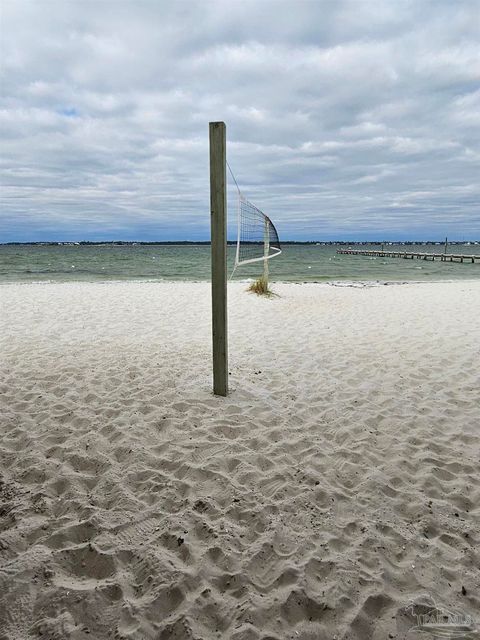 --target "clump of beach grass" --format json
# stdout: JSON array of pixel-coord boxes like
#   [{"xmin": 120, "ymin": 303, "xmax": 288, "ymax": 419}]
[{"xmin": 248, "ymin": 277, "xmax": 274, "ymax": 297}]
